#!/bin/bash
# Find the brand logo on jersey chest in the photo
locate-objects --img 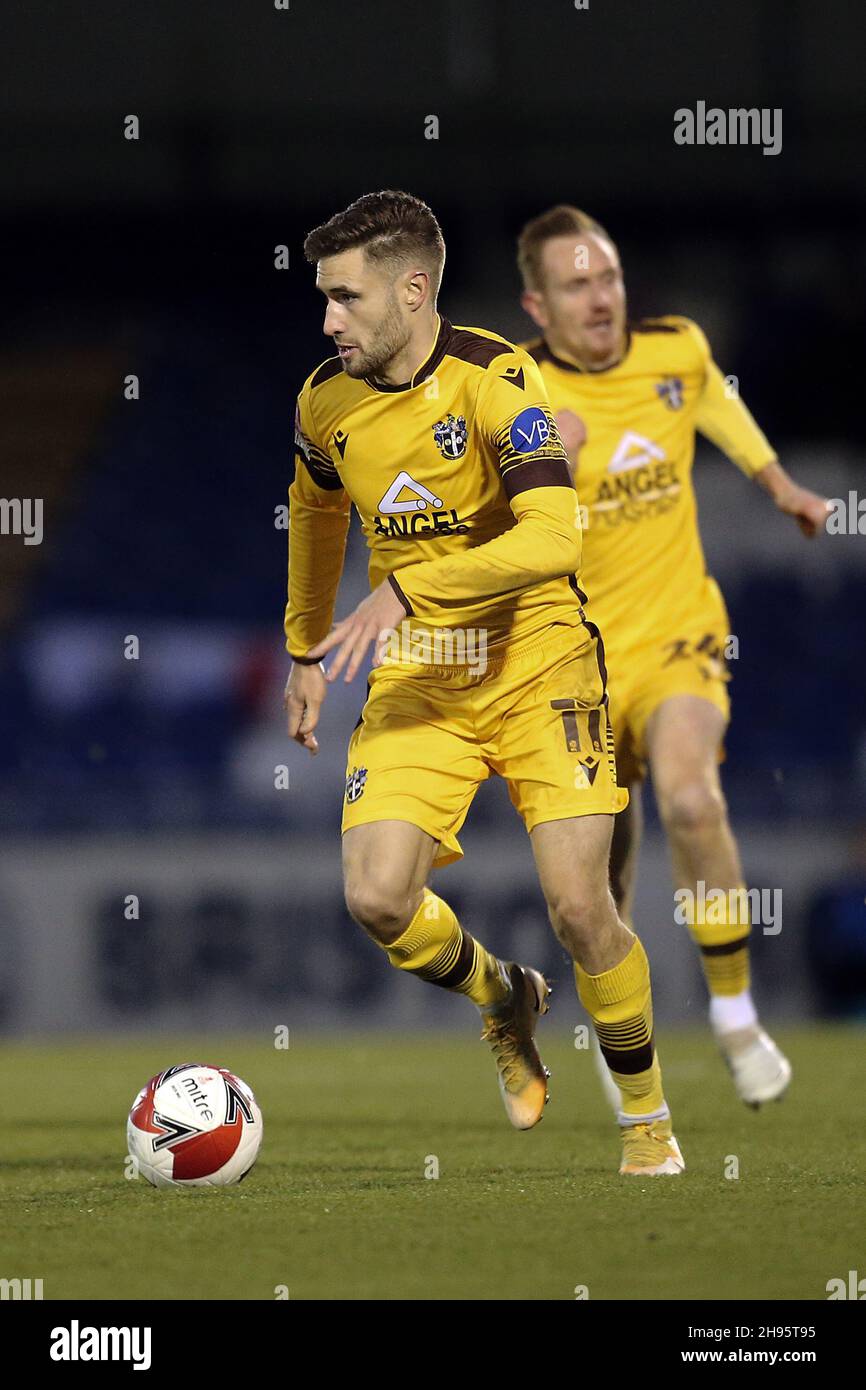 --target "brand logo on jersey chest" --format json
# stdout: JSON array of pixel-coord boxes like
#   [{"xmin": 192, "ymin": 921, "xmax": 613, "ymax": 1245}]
[
  {"xmin": 609, "ymin": 432, "xmax": 666, "ymax": 472},
  {"xmin": 374, "ymin": 470, "xmax": 469, "ymax": 538},
  {"xmin": 378, "ymin": 471, "xmax": 443, "ymax": 514}
]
